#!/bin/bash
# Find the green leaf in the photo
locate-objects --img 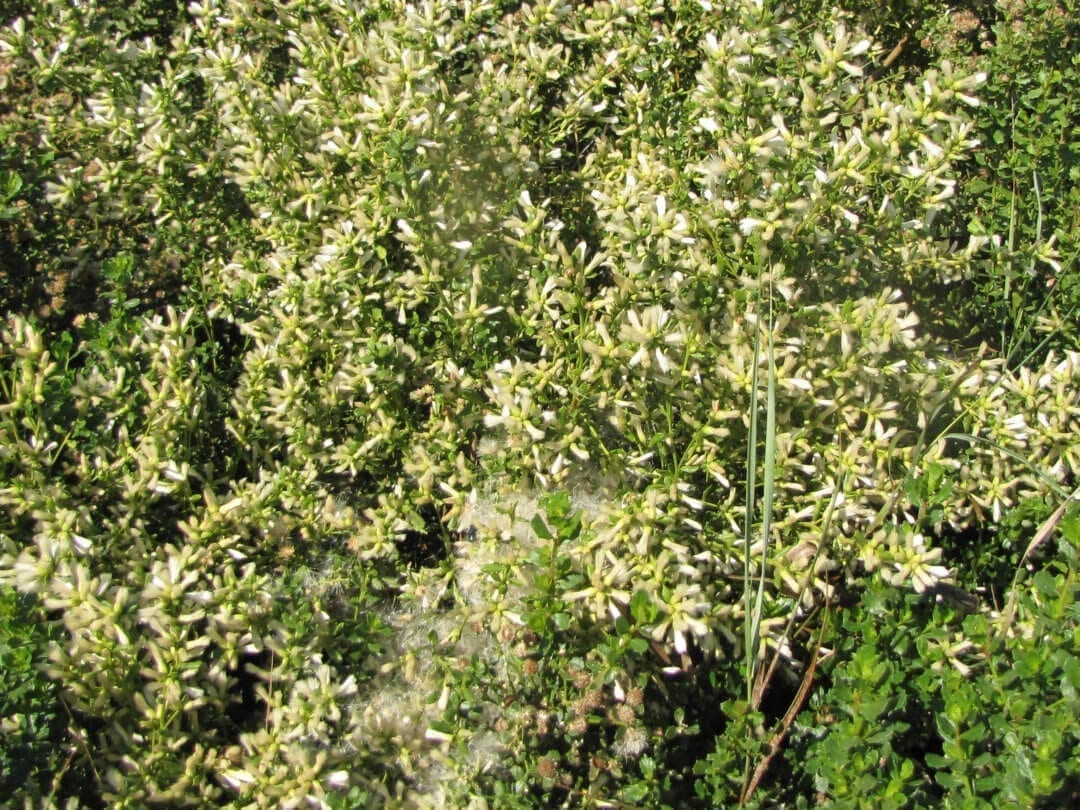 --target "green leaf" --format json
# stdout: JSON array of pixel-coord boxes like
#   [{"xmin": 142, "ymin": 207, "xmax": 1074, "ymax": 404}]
[
  {"xmin": 427, "ymin": 719, "xmax": 455, "ymax": 736},
  {"xmin": 856, "ymin": 694, "xmax": 889, "ymax": 724},
  {"xmin": 530, "ymin": 515, "xmax": 553, "ymax": 540},
  {"xmin": 621, "ymin": 782, "xmax": 650, "ymax": 802},
  {"xmin": 541, "ymin": 491, "xmax": 572, "ymax": 519},
  {"xmin": 936, "ymin": 712, "xmax": 957, "ymax": 740},
  {"xmin": 630, "ymin": 589, "xmax": 657, "ymax": 624},
  {"xmin": 0, "ymin": 169, "xmax": 22, "ymax": 203}
]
